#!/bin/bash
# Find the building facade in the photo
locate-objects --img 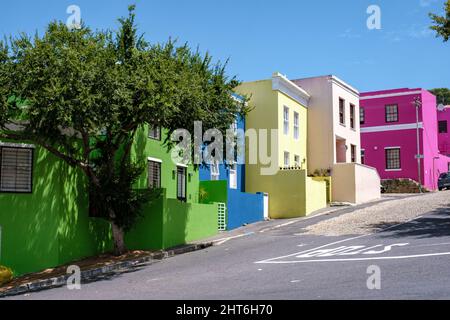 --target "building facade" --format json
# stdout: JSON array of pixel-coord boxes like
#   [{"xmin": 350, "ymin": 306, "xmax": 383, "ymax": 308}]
[
  {"xmin": 292, "ymin": 76, "xmax": 381, "ymax": 204},
  {"xmin": 0, "ymin": 126, "xmax": 219, "ymax": 276},
  {"xmin": 235, "ymin": 73, "xmax": 328, "ymax": 219},
  {"xmin": 360, "ymin": 88, "xmax": 450, "ymax": 191},
  {"xmin": 437, "ymin": 105, "xmax": 450, "ymax": 162},
  {"xmin": 199, "ymin": 115, "xmax": 265, "ymax": 230}
]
